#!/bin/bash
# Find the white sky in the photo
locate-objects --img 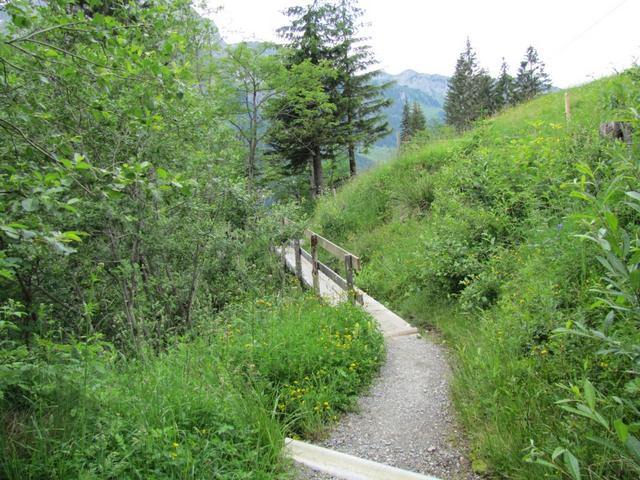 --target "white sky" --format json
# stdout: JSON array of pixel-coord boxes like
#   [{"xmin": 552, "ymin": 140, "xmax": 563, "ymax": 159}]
[{"xmin": 200, "ymin": 0, "xmax": 640, "ymax": 88}]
